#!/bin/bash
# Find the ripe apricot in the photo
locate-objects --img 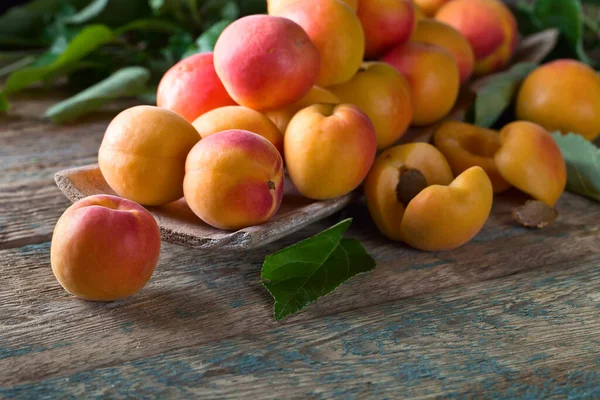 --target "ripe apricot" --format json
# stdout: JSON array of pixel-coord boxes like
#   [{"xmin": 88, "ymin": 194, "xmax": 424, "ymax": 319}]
[
  {"xmin": 516, "ymin": 59, "xmax": 600, "ymax": 141},
  {"xmin": 51, "ymin": 195, "xmax": 161, "ymax": 301},
  {"xmin": 436, "ymin": 0, "xmax": 517, "ymax": 75},
  {"xmin": 433, "ymin": 121, "xmax": 511, "ymax": 193},
  {"xmin": 98, "ymin": 106, "xmax": 199, "ymax": 206},
  {"xmin": 414, "ymin": 4, "xmax": 427, "ymax": 21},
  {"xmin": 268, "ymin": 0, "xmax": 358, "ymax": 13},
  {"xmin": 330, "ymin": 62, "xmax": 413, "ymax": 149},
  {"xmin": 414, "ymin": 0, "xmax": 452, "ymax": 17},
  {"xmin": 273, "ymin": 0, "xmax": 365, "ymax": 87},
  {"xmin": 192, "ymin": 106, "xmax": 283, "ymax": 156},
  {"xmin": 495, "ymin": 121, "xmax": 566, "ymax": 206},
  {"xmin": 357, "ymin": 0, "xmax": 415, "ymax": 59},
  {"xmin": 365, "ymin": 143, "xmax": 493, "ymax": 251},
  {"xmin": 285, "ymin": 104, "xmax": 377, "ymax": 199},
  {"xmin": 184, "ymin": 130, "xmax": 284, "ymax": 230},
  {"xmin": 383, "ymin": 42, "xmax": 460, "ymax": 126},
  {"xmin": 156, "ymin": 52, "xmax": 236, "ymax": 123},
  {"xmin": 264, "ymin": 86, "xmax": 341, "ymax": 134},
  {"xmin": 213, "ymin": 15, "xmax": 320, "ymax": 110},
  {"xmin": 411, "ymin": 19, "xmax": 475, "ymax": 83}
]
